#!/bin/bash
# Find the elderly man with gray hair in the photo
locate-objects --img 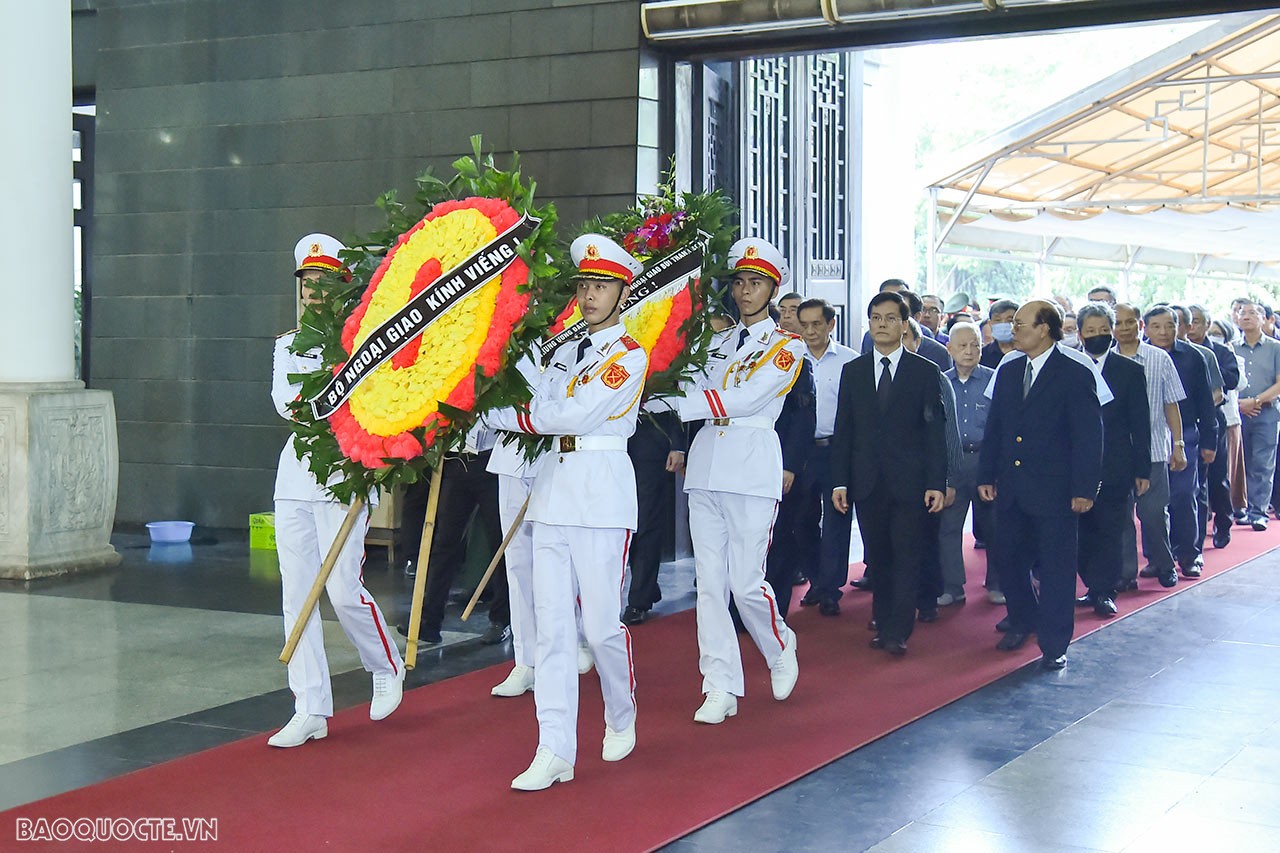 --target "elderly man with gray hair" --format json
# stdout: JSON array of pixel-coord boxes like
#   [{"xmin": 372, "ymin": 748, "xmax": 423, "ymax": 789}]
[{"xmin": 938, "ymin": 321, "xmax": 1000, "ymax": 606}]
